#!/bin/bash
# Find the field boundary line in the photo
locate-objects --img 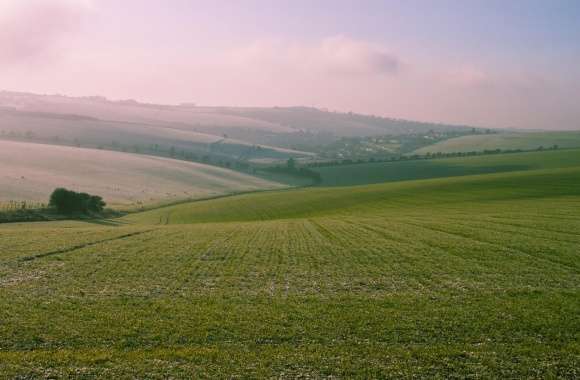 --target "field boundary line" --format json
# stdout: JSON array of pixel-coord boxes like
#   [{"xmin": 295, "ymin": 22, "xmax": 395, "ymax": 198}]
[
  {"xmin": 439, "ymin": 216, "xmax": 580, "ymax": 243},
  {"xmin": 19, "ymin": 229, "xmax": 156, "ymax": 262},
  {"xmin": 399, "ymin": 219, "xmax": 578, "ymax": 271}
]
